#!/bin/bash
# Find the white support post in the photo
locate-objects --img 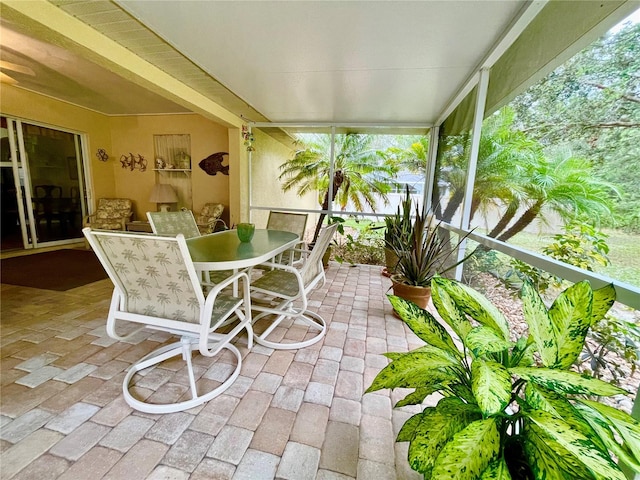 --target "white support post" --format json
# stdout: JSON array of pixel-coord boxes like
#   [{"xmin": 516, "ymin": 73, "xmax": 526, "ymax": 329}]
[
  {"xmin": 423, "ymin": 125, "xmax": 440, "ymax": 215},
  {"xmin": 454, "ymin": 68, "xmax": 490, "ymax": 280}
]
